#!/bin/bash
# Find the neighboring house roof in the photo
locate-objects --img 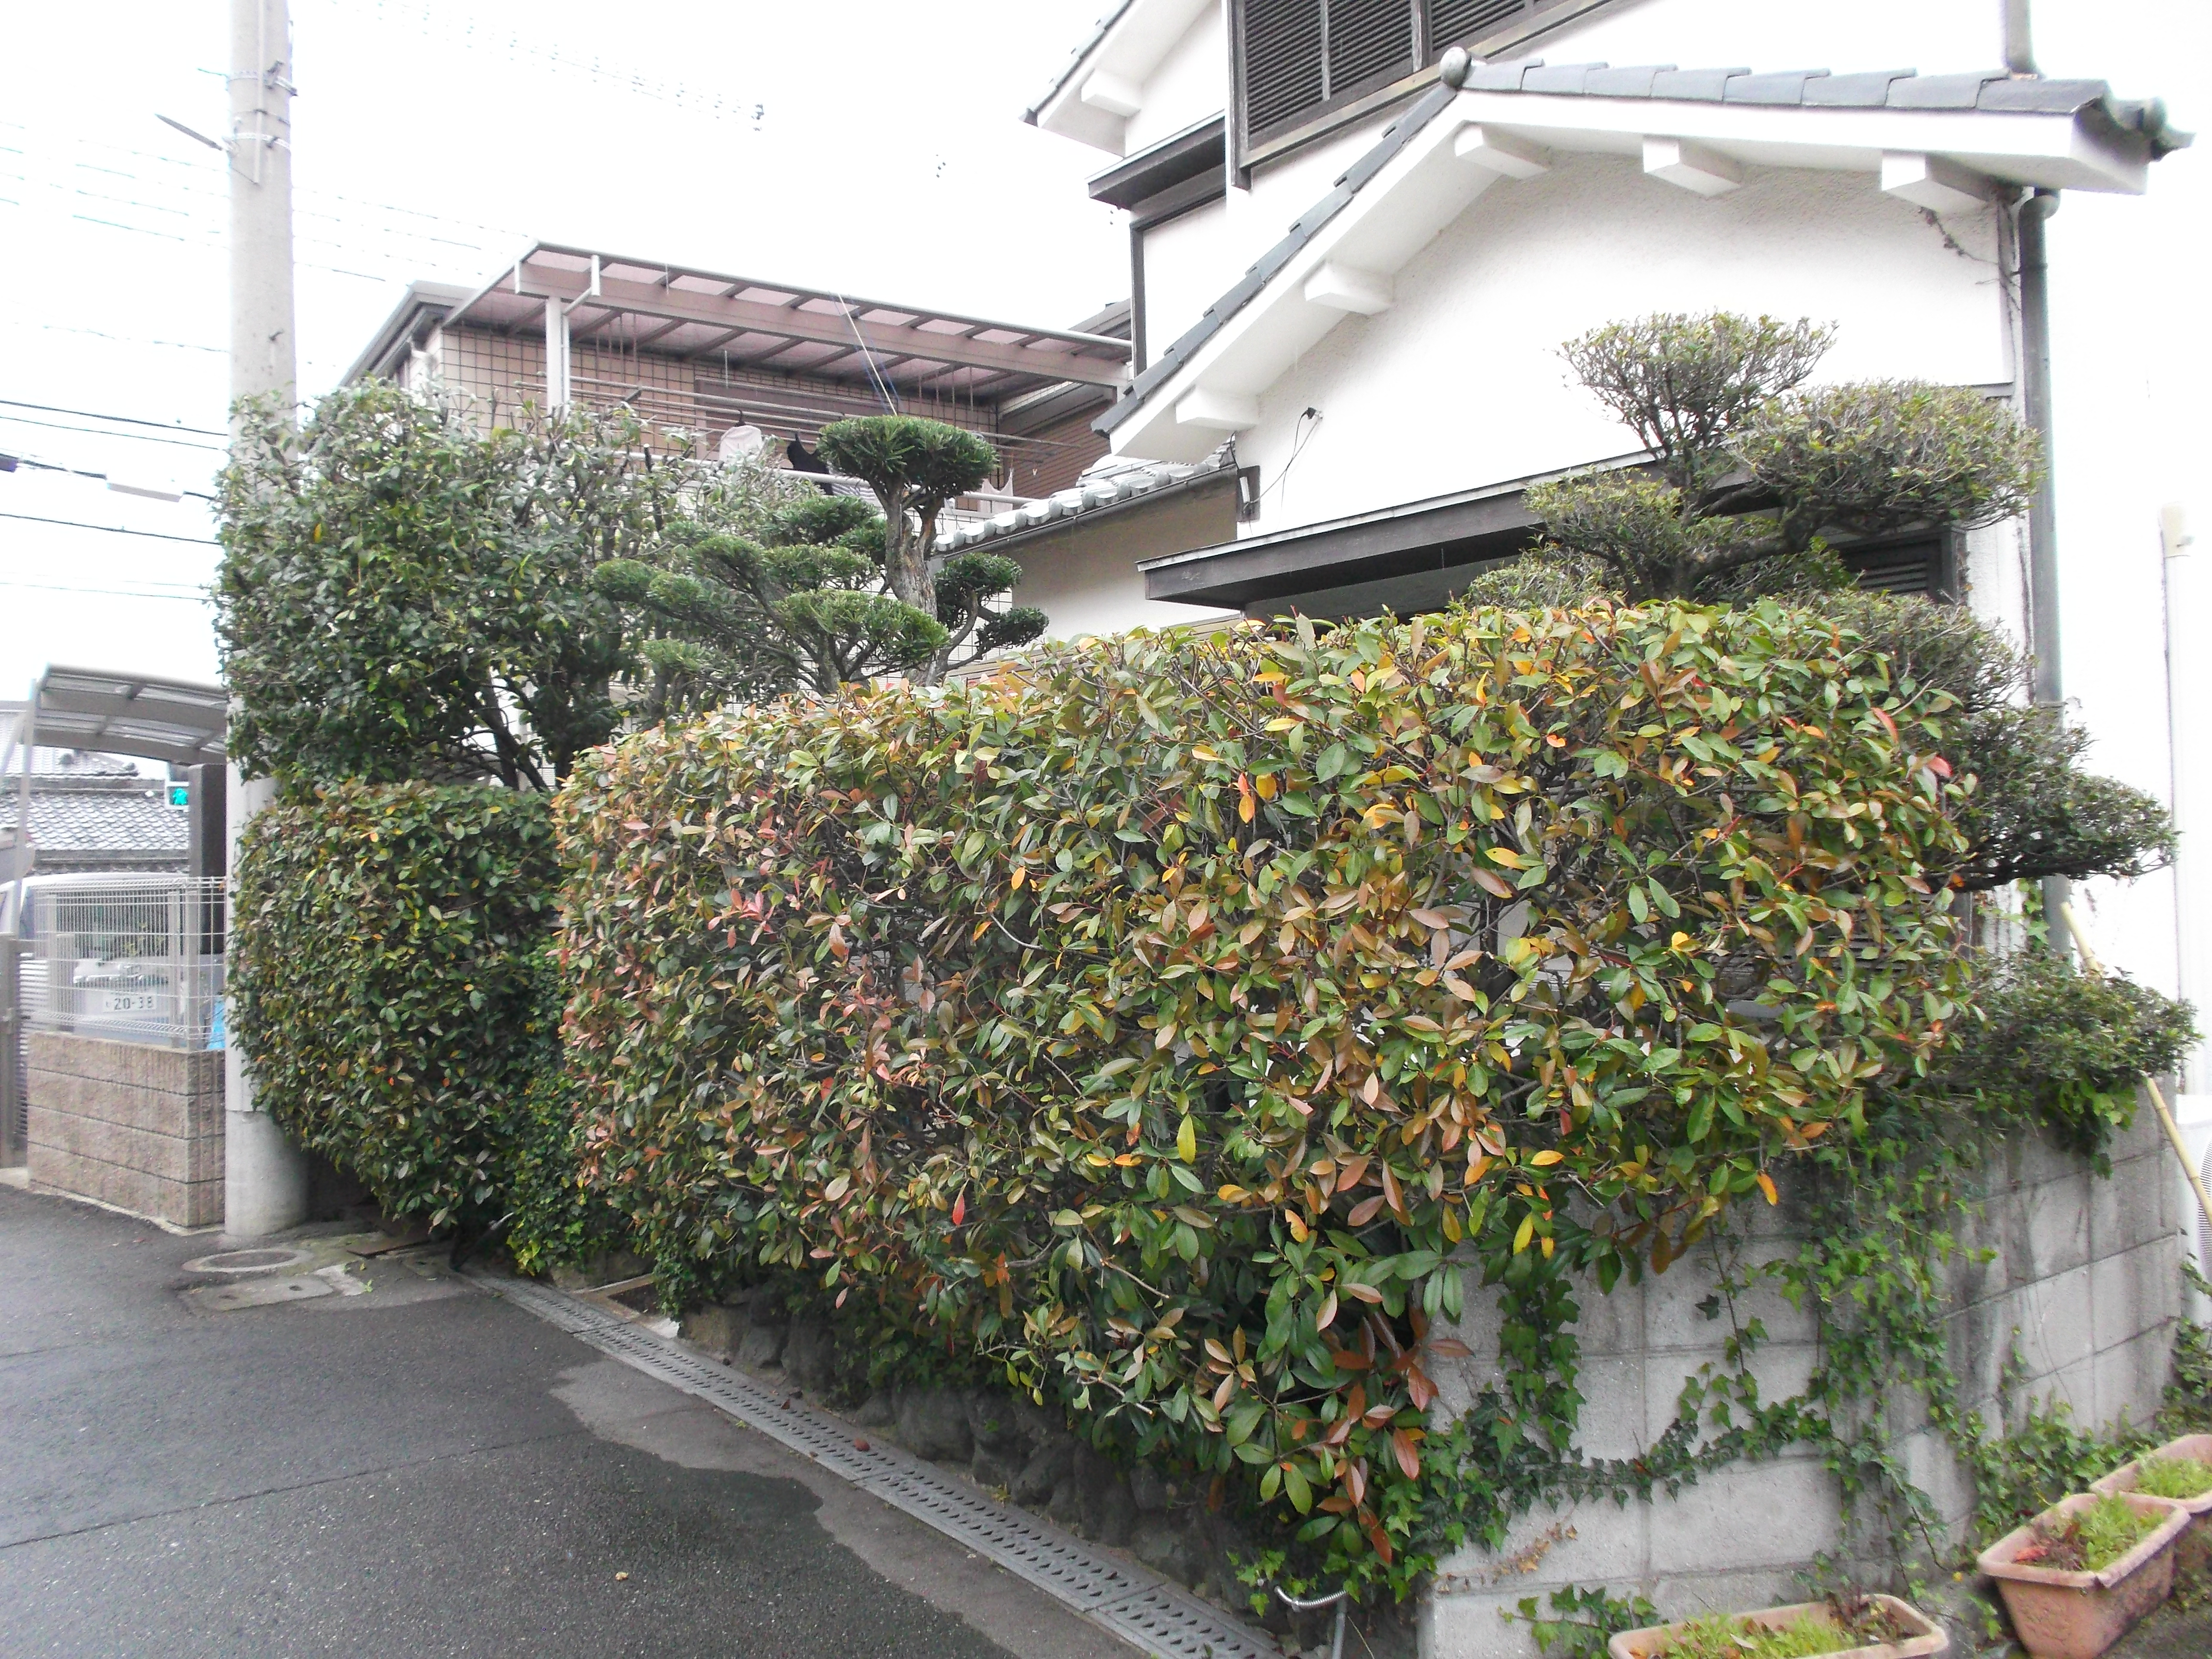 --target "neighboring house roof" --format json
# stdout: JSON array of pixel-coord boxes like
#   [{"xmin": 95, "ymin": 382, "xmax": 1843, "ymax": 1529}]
[
  {"xmin": 935, "ymin": 447, "xmax": 1237, "ymax": 557},
  {"xmin": 0, "ymin": 782, "xmax": 189, "ymax": 870},
  {"xmin": 1099, "ymin": 60, "xmax": 2184, "ymax": 461},
  {"xmin": 0, "ymin": 743, "xmax": 142, "ymax": 778}
]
